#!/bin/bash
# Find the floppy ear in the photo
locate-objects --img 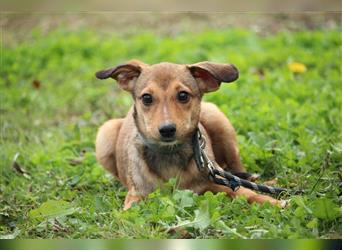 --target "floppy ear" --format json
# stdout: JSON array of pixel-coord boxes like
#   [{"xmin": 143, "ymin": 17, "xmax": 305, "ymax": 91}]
[
  {"xmin": 95, "ymin": 60, "xmax": 146, "ymax": 92},
  {"xmin": 187, "ymin": 61, "xmax": 239, "ymax": 93}
]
